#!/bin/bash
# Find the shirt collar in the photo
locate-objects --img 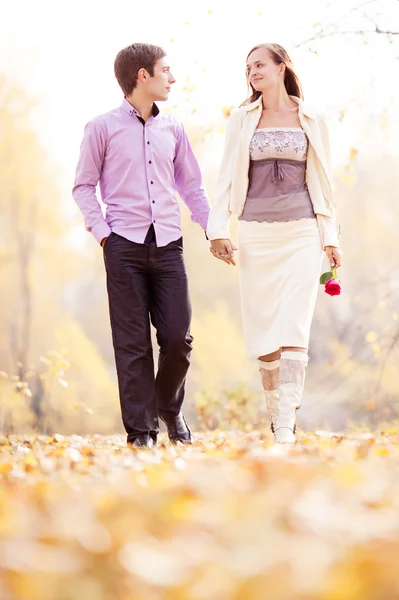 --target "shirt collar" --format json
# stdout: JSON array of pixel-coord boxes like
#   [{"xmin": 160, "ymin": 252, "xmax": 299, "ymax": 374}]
[
  {"xmin": 244, "ymin": 94, "xmax": 316, "ymax": 119},
  {"xmin": 120, "ymin": 97, "xmax": 160, "ymax": 118}
]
